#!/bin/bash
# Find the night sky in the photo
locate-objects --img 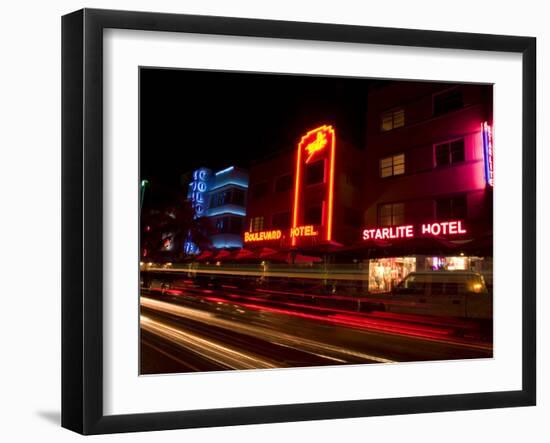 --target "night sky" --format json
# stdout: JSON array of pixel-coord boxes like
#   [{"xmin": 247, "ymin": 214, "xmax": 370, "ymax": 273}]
[{"xmin": 140, "ymin": 68, "xmax": 373, "ymax": 203}]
